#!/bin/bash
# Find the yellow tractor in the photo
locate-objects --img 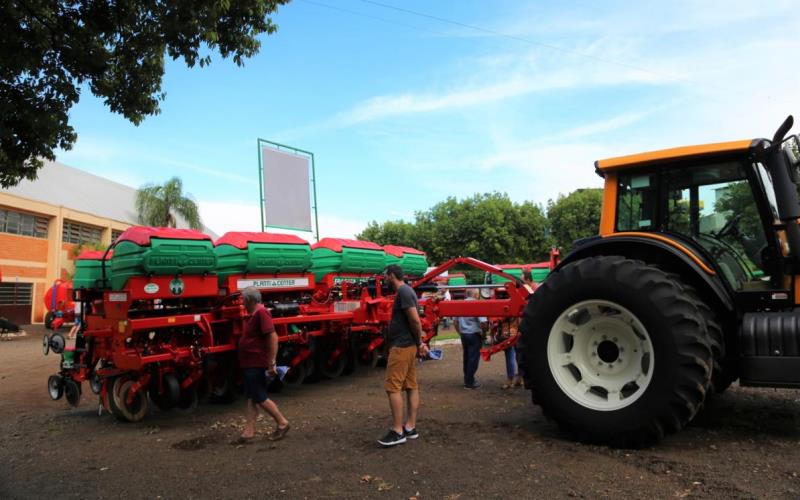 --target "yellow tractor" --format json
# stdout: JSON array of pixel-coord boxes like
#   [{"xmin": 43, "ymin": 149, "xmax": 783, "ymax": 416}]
[{"xmin": 520, "ymin": 116, "xmax": 800, "ymax": 447}]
